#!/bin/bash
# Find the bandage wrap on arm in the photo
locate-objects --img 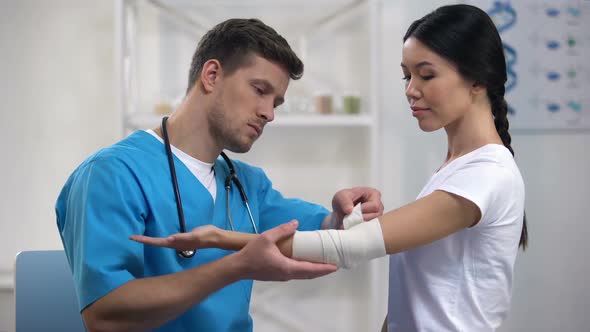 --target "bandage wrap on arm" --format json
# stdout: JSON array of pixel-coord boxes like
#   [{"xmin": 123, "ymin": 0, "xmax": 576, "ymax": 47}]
[
  {"xmin": 343, "ymin": 203, "xmax": 364, "ymax": 229},
  {"xmin": 292, "ymin": 219, "xmax": 386, "ymax": 269}
]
